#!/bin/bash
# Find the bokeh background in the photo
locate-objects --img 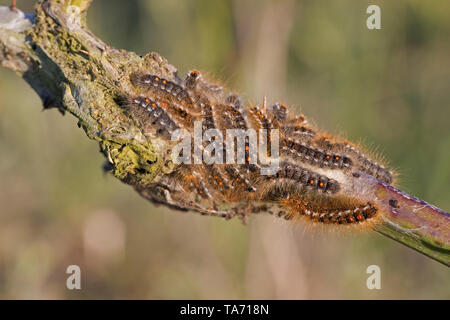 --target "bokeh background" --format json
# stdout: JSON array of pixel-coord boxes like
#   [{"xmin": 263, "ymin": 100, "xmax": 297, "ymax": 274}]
[{"xmin": 0, "ymin": 0, "xmax": 449, "ymax": 299}]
